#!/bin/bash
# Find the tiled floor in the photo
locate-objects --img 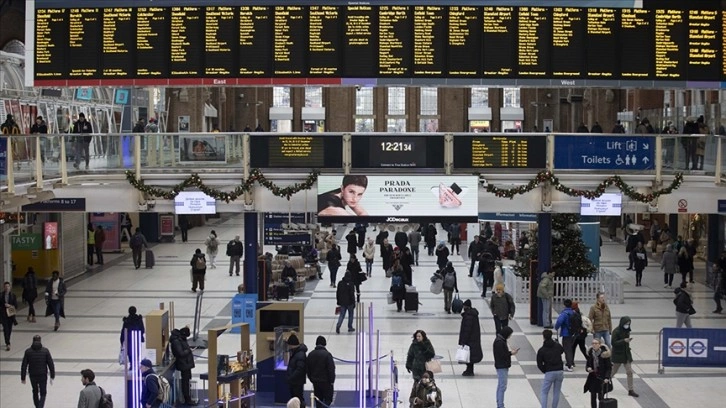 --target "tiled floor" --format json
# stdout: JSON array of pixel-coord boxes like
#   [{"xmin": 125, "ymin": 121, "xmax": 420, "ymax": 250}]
[{"xmin": 1, "ymin": 215, "xmax": 725, "ymax": 407}]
